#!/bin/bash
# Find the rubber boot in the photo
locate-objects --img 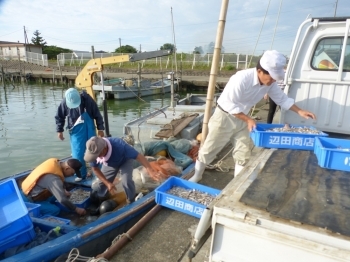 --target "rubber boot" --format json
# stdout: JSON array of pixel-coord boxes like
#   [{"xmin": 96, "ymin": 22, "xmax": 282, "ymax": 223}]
[
  {"xmin": 234, "ymin": 163, "xmax": 244, "ymax": 177},
  {"xmin": 189, "ymin": 160, "xmax": 206, "ymax": 183}
]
